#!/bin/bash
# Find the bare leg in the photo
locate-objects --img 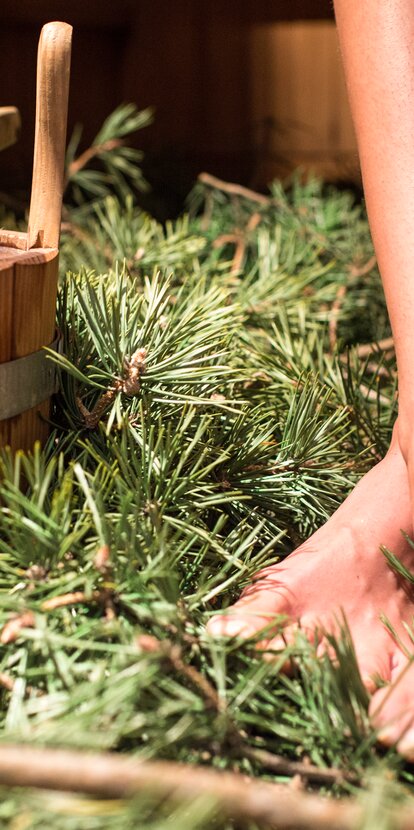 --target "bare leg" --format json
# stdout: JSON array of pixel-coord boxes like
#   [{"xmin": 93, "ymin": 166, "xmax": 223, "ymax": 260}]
[
  {"xmin": 208, "ymin": 0, "xmax": 414, "ymax": 757},
  {"xmin": 334, "ymin": 0, "xmax": 414, "ymax": 477},
  {"xmin": 333, "ymin": 0, "xmax": 414, "ymax": 752}
]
